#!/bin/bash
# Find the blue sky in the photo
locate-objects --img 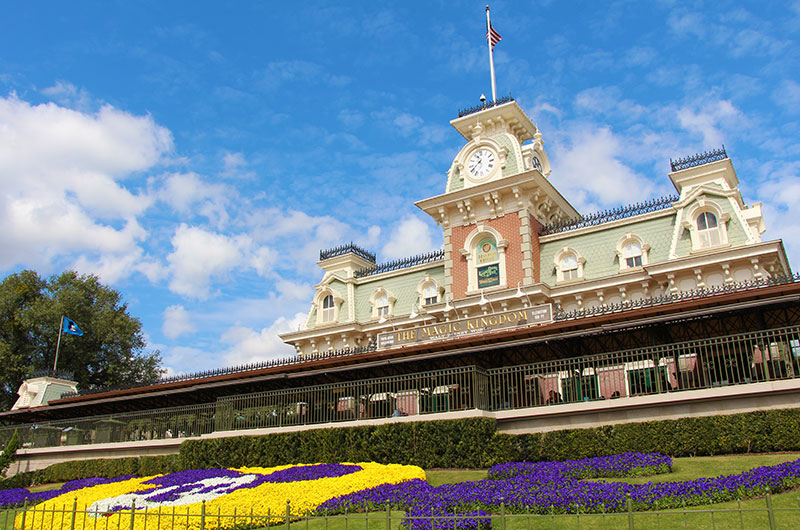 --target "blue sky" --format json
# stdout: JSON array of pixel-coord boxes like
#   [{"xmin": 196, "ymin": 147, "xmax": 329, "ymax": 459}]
[{"xmin": 1, "ymin": 1, "xmax": 799, "ymax": 376}]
